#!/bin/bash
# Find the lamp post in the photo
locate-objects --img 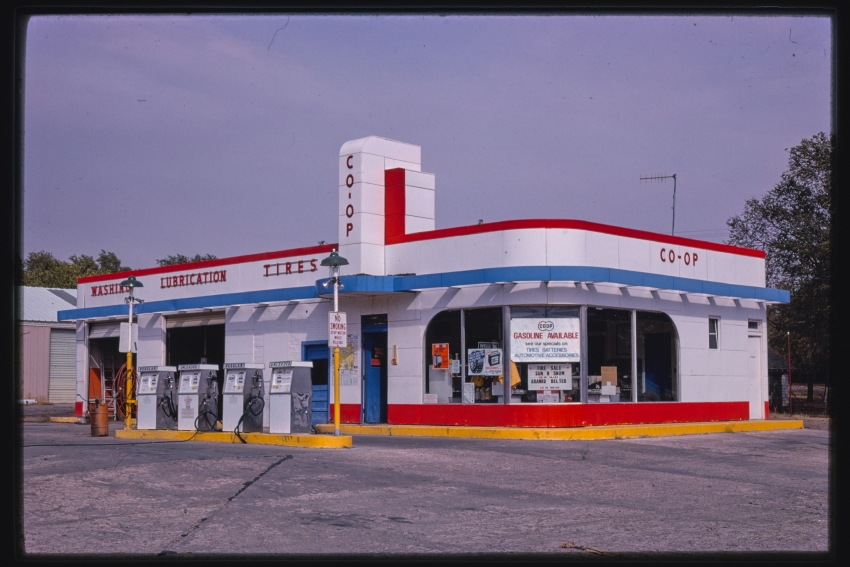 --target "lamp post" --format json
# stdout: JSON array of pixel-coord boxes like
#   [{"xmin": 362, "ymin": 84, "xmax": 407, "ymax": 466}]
[
  {"xmin": 320, "ymin": 249, "xmax": 349, "ymax": 436},
  {"xmin": 787, "ymin": 331, "xmax": 792, "ymax": 415},
  {"xmin": 119, "ymin": 276, "xmax": 144, "ymax": 430}
]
